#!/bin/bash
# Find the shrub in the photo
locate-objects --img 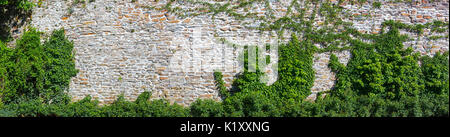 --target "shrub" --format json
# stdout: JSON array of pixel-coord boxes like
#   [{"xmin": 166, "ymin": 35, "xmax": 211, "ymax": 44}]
[
  {"xmin": 322, "ymin": 23, "xmax": 449, "ymax": 117},
  {"xmin": 213, "ymin": 71, "xmax": 229, "ymax": 98},
  {"xmin": 0, "ymin": 28, "xmax": 77, "ymax": 104},
  {"xmin": 0, "ymin": 40, "xmax": 11, "ymax": 106},
  {"xmin": 0, "ymin": 0, "xmax": 34, "ymax": 11},
  {"xmin": 220, "ymin": 34, "xmax": 315, "ymax": 117},
  {"xmin": 102, "ymin": 92, "xmax": 189, "ymax": 117},
  {"xmin": 41, "ymin": 29, "xmax": 78, "ymax": 103}
]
